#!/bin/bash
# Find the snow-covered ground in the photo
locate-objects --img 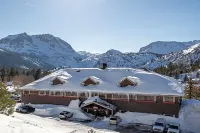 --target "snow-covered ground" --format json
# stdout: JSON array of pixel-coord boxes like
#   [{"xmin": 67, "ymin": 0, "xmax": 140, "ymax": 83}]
[
  {"xmin": 1, "ymin": 99, "xmax": 200, "ymax": 133},
  {"xmin": 0, "ymin": 113, "xmax": 117, "ymax": 133}
]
